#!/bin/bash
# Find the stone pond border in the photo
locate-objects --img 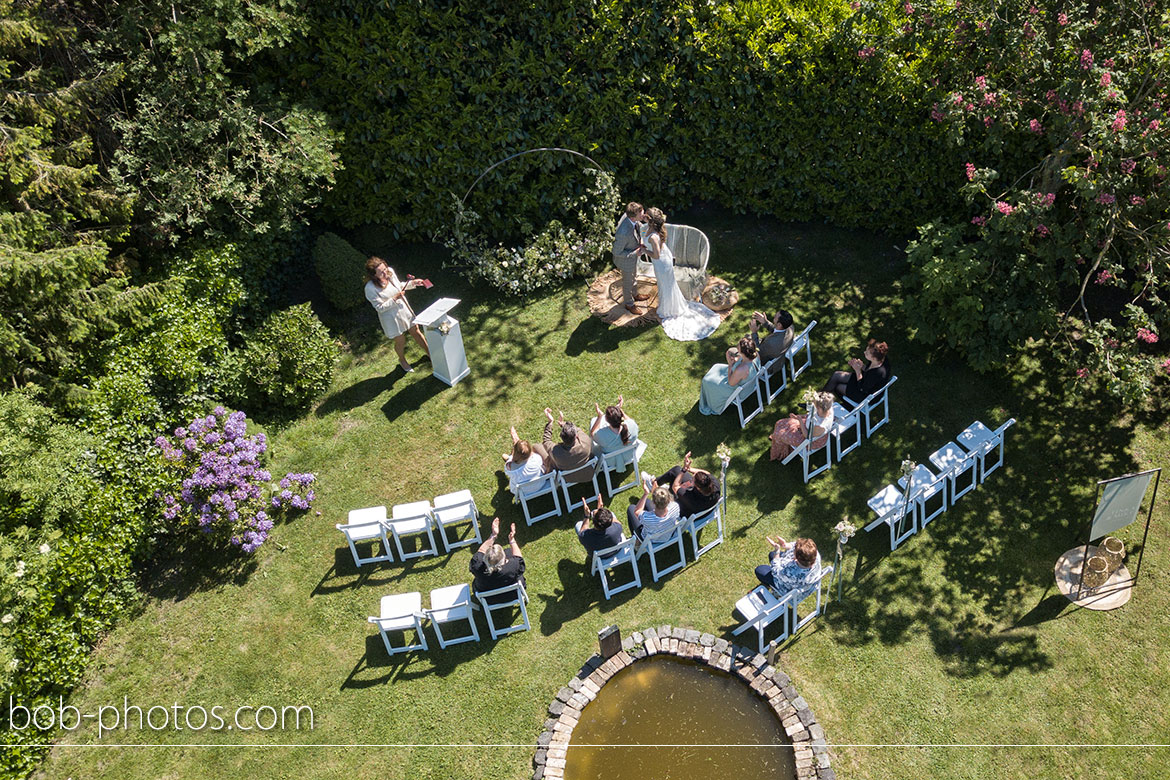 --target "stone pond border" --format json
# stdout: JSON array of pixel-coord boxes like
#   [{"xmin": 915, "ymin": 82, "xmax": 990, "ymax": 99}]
[{"xmin": 532, "ymin": 624, "xmax": 834, "ymax": 780}]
